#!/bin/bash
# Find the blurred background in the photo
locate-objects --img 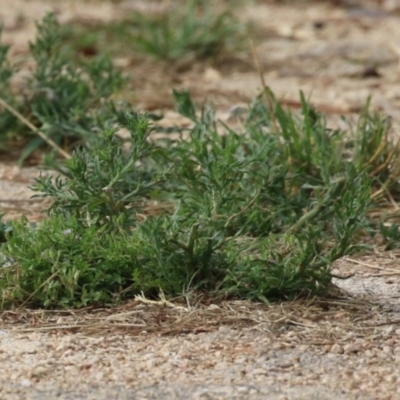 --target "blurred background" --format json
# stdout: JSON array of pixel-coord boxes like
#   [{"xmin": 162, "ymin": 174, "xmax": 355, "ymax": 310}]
[{"xmin": 1, "ymin": 0, "xmax": 400, "ymax": 130}]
